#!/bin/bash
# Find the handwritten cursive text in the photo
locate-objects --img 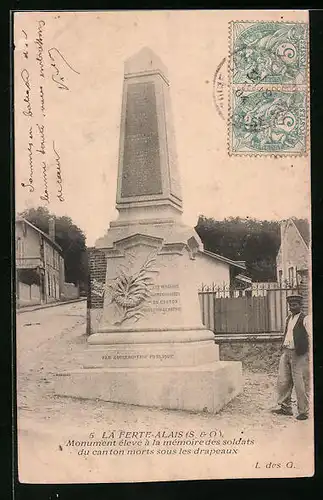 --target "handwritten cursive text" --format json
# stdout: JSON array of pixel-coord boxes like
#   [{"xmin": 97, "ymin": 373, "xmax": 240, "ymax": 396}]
[
  {"xmin": 40, "ymin": 161, "xmax": 50, "ymax": 203},
  {"xmin": 39, "ymin": 85, "xmax": 45, "ymax": 117},
  {"xmin": 35, "ymin": 20, "xmax": 45, "ymax": 78},
  {"xmin": 22, "ymin": 30, "xmax": 28, "ymax": 59},
  {"xmin": 21, "ymin": 127, "xmax": 35, "ymax": 192},
  {"xmin": 53, "ymin": 141, "xmax": 64, "ymax": 201},
  {"xmin": 36, "ymin": 123, "xmax": 46, "ymax": 155},
  {"xmin": 48, "ymin": 47, "xmax": 80, "ymax": 91},
  {"xmin": 21, "ymin": 69, "xmax": 33, "ymax": 117}
]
